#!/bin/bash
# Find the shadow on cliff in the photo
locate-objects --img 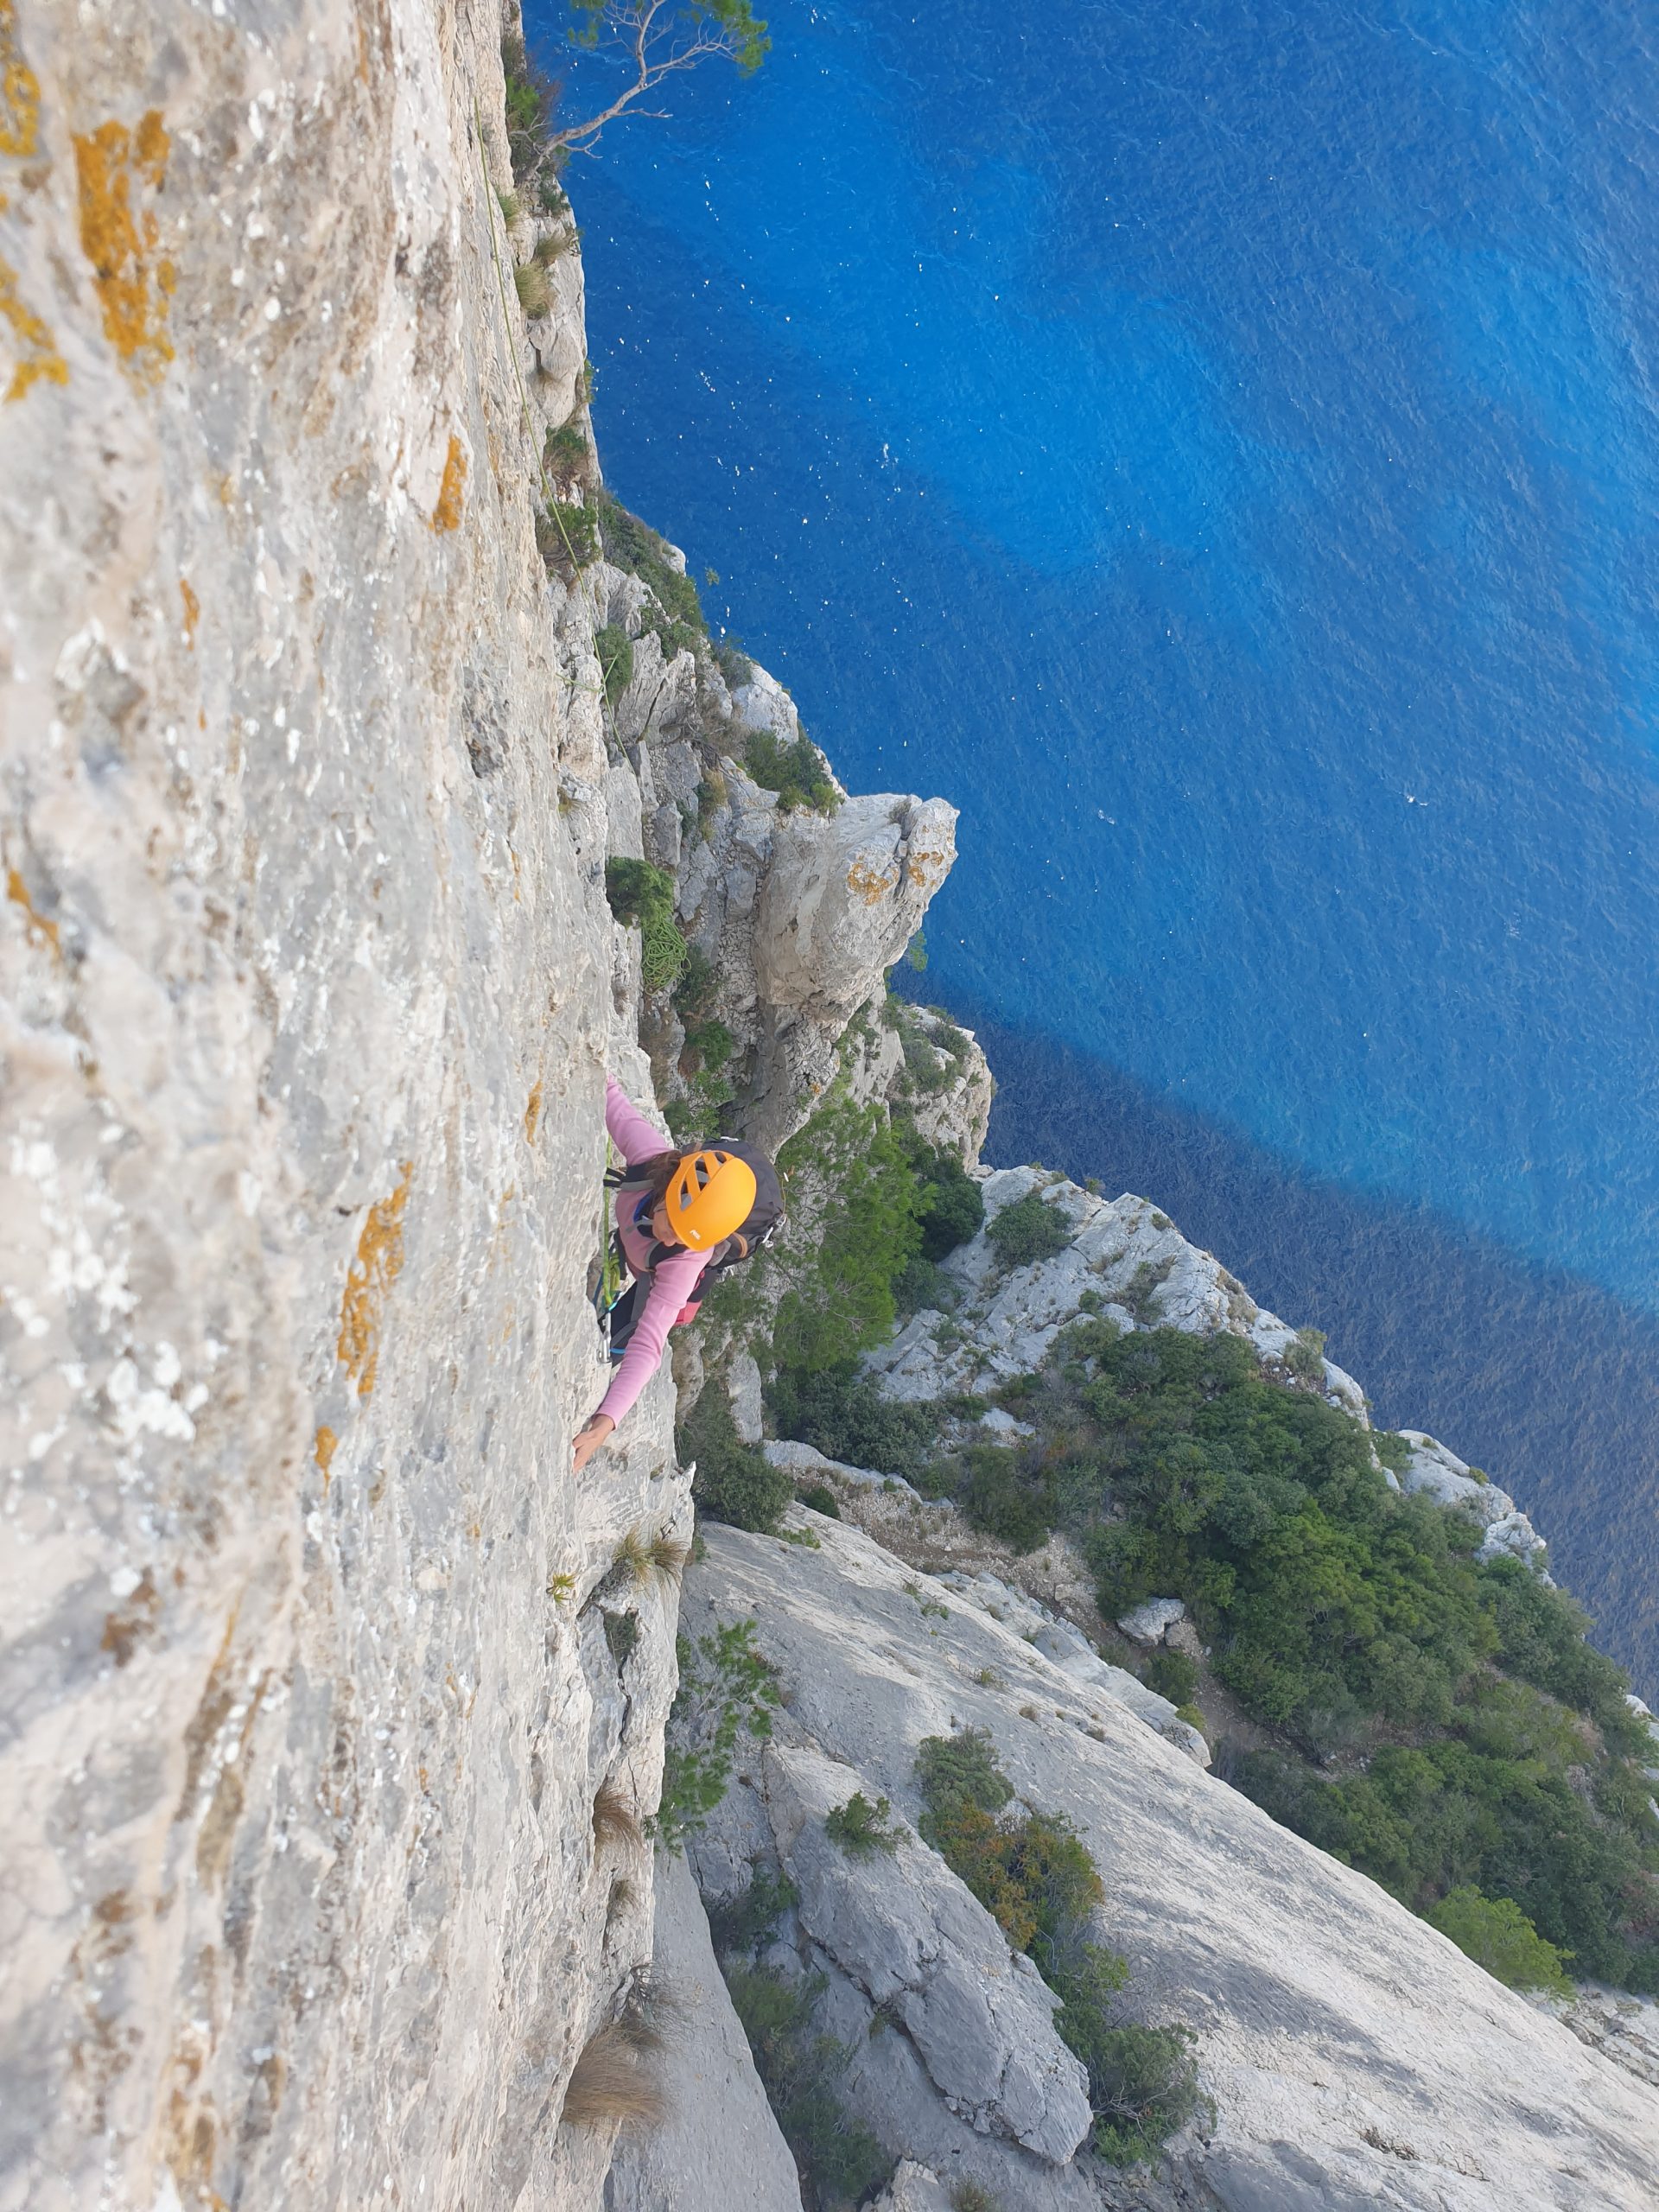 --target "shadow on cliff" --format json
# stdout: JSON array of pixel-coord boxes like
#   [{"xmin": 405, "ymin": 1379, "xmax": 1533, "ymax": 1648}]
[{"xmin": 924, "ymin": 999, "xmax": 1659, "ymax": 1701}]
